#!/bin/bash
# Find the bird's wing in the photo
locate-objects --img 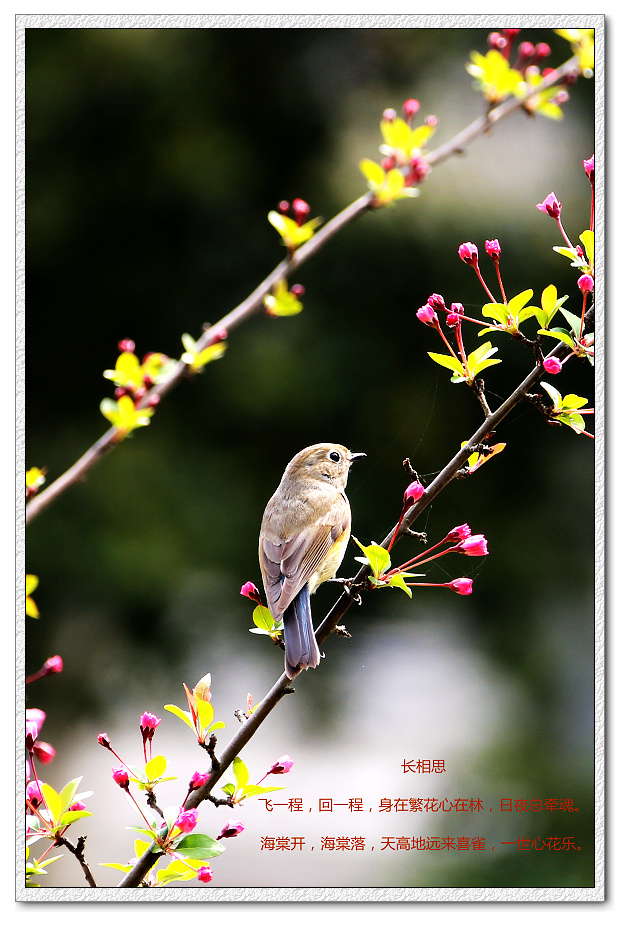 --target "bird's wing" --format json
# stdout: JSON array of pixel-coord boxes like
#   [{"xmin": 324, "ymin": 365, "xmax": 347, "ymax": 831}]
[{"xmin": 259, "ymin": 497, "xmax": 350, "ymax": 620}]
